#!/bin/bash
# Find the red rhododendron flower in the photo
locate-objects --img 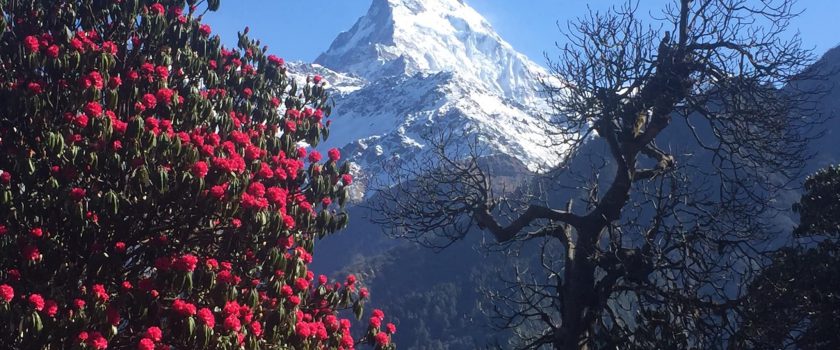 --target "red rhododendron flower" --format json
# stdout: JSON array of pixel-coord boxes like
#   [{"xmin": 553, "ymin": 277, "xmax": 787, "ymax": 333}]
[
  {"xmin": 172, "ymin": 299, "xmax": 196, "ymax": 316},
  {"xmin": 24, "ymin": 35, "xmax": 40, "ymax": 52},
  {"xmin": 156, "ymin": 88, "xmax": 174, "ymax": 105},
  {"xmin": 294, "ymin": 277, "xmax": 309, "ymax": 291},
  {"xmin": 198, "ymin": 308, "xmax": 215, "ymax": 328},
  {"xmin": 173, "ymin": 254, "xmax": 198, "ymax": 272},
  {"xmin": 342, "ymin": 173, "xmax": 353, "ymax": 185},
  {"xmin": 155, "ymin": 65, "xmax": 169, "ymax": 79},
  {"xmin": 247, "ymin": 182, "xmax": 266, "ymax": 197},
  {"xmin": 92, "ymin": 284, "xmax": 109, "ymax": 302},
  {"xmin": 223, "ymin": 314, "xmax": 240, "ymax": 332},
  {"xmin": 70, "ymin": 37, "xmax": 84, "ymax": 52},
  {"xmin": 217, "ymin": 270, "xmax": 235, "ymax": 284},
  {"xmin": 208, "ymin": 183, "xmax": 227, "ymax": 199},
  {"xmin": 285, "ymin": 120, "xmax": 297, "ymax": 133},
  {"xmin": 328, "ymin": 148, "xmax": 341, "ymax": 162},
  {"xmin": 27, "ymin": 82, "xmax": 43, "ymax": 94},
  {"xmin": 369, "ymin": 316, "xmax": 381, "ymax": 328},
  {"xmin": 372, "ymin": 309, "xmax": 385, "ymax": 320},
  {"xmin": 341, "ymin": 332, "xmax": 355, "ymax": 348},
  {"xmin": 101, "ymin": 41, "xmax": 117, "ymax": 55},
  {"xmin": 30, "ymin": 227, "xmax": 43, "ymax": 238},
  {"xmin": 138, "ymin": 338, "xmax": 155, "ymax": 350},
  {"xmin": 45, "ymin": 45, "xmax": 60, "ymax": 58},
  {"xmin": 145, "ymin": 327, "xmax": 163, "ymax": 342},
  {"xmin": 85, "ymin": 71, "xmax": 104, "ymax": 90},
  {"xmin": 249, "ymin": 321, "xmax": 262, "ymax": 337},
  {"xmin": 149, "ymin": 3, "xmax": 165, "ymax": 15},
  {"xmin": 191, "ymin": 161, "xmax": 209, "ymax": 178},
  {"xmin": 0, "ymin": 171, "xmax": 10, "ymax": 184},
  {"xmin": 282, "ymin": 214, "xmax": 296, "ymax": 229},
  {"xmin": 70, "ymin": 187, "xmax": 86, "ymax": 201},
  {"xmin": 44, "ymin": 299, "xmax": 58, "ymax": 317},
  {"xmin": 308, "ymin": 151, "xmax": 322, "ymax": 163},
  {"xmin": 141, "ymin": 93, "xmax": 157, "ymax": 109},
  {"xmin": 0, "ymin": 284, "xmax": 13, "ymax": 302},
  {"xmin": 199, "ymin": 24, "xmax": 212, "ymax": 36},
  {"xmin": 84, "ymin": 101, "xmax": 103, "ymax": 117},
  {"xmin": 386, "ymin": 322, "xmax": 396, "ymax": 334},
  {"xmin": 375, "ymin": 332, "xmax": 390, "ymax": 346},
  {"xmin": 108, "ymin": 76, "xmax": 122, "ymax": 89},
  {"xmin": 113, "ymin": 119, "xmax": 128, "ymax": 133},
  {"xmin": 29, "ymin": 294, "xmax": 45, "ymax": 311},
  {"xmin": 280, "ymin": 284, "xmax": 293, "ymax": 298},
  {"xmin": 295, "ymin": 322, "xmax": 311, "ymax": 338},
  {"xmin": 73, "ymin": 114, "xmax": 89, "ymax": 128},
  {"xmin": 243, "ymin": 146, "xmax": 261, "ymax": 162},
  {"xmin": 268, "ymin": 55, "xmax": 285, "ymax": 66},
  {"xmin": 87, "ymin": 332, "xmax": 108, "ymax": 349},
  {"xmin": 140, "ymin": 62, "xmax": 155, "ymax": 74}
]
